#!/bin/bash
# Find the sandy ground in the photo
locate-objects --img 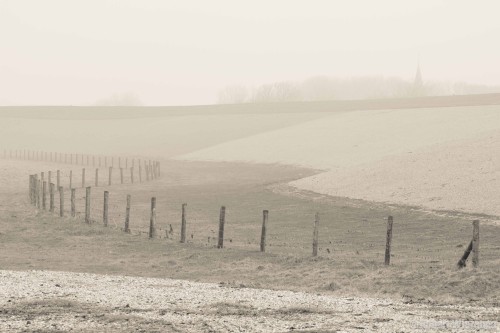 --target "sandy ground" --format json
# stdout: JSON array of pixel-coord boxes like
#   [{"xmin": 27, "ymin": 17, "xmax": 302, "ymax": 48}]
[
  {"xmin": 179, "ymin": 106, "xmax": 500, "ymax": 218},
  {"xmin": 1, "ymin": 270, "xmax": 498, "ymax": 333}
]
